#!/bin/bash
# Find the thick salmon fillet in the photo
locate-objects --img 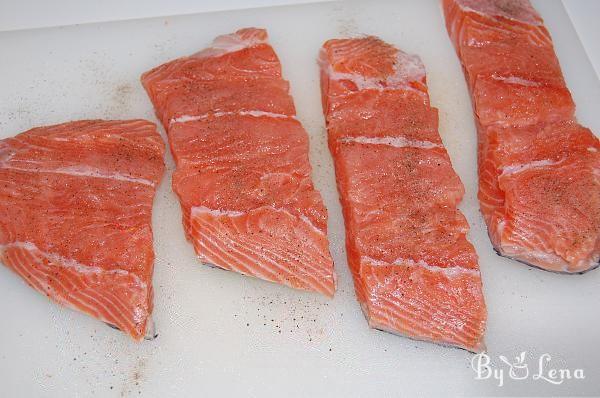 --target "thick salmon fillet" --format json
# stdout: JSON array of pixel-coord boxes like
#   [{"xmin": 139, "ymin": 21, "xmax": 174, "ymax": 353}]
[
  {"xmin": 443, "ymin": 0, "xmax": 600, "ymax": 273},
  {"xmin": 0, "ymin": 120, "xmax": 165, "ymax": 340},
  {"xmin": 319, "ymin": 37, "xmax": 487, "ymax": 351},
  {"xmin": 141, "ymin": 28, "xmax": 336, "ymax": 296}
]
